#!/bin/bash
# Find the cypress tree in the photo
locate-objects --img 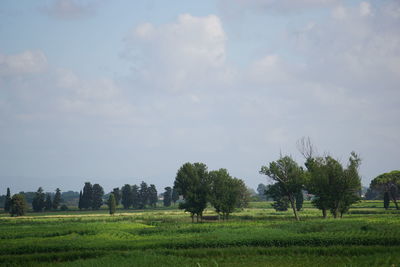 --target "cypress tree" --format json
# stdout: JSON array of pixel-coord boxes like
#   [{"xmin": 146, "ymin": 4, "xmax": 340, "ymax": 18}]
[
  {"xmin": 384, "ymin": 192, "xmax": 390, "ymax": 210},
  {"xmin": 32, "ymin": 187, "xmax": 45, "ymax": 212},
  {"xmin": 108, "ymin": 193, "xmax": 116, "ymax": 215},
  {"xmin": 44, "ymin": 194, "xmax": 52, "ymax": 211},
  {"xmin": 4, "ymin": 188, "xmax": 11, "ymax": 212},
  {"xmin": 296, "ymin": 191, "xmax": 304, "ymax": 211},
  {"xmin": 91, "ymin": 184, "xmax": 104, "ymax": 210},
  {"xmin": 163, "ymin": 187, "xmax": 172, "ymax": 207},
  {"xmin": 78, "ymin": 190, "xmax": 83, "ymax": 210},
  {"xmin": 52, "ymin": 188, "xmax": 61, "ymax": 210},
  {"xmin": 121, "ymin": 184, "xmax": 132, "ymax": 209},
  {"xmin": 112, "ymin": 188, "xmax": 121, "ymax": 206},
  {"xmin": 81, "ymin": 182, "xmax": 93, "ymax": 209},
  {"xmin": 148, "ymin": 184, "xmax": 158, "ymax": 208},
  {"xmin": 131, "ymin": 185, "xmax": 140, "ymax": 209},
  {"xmin": 139, "ymin": 181, "xmax": 149, "ymax": 209},
  {"xmin": 171, "ymin": 187, "xmax": 179, "ymax": 204}
]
